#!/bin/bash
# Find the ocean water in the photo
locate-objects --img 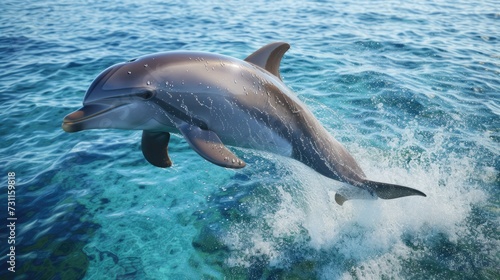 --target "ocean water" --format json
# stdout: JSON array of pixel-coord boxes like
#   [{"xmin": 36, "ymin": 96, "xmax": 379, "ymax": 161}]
[{"xmin": 1, "ymin": 0, "xmax": 499, "ymax": 279}]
